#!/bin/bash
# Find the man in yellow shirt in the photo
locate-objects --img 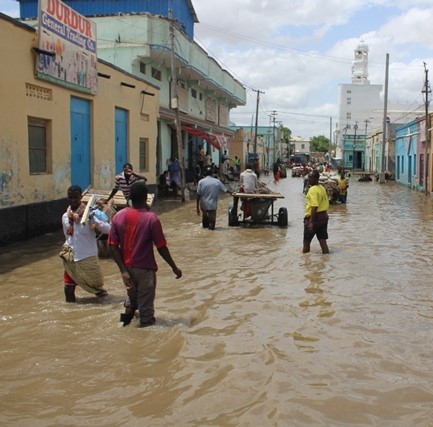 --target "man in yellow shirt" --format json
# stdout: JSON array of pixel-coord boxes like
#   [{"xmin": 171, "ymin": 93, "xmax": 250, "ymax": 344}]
[
  {"xmin": 303, "ymin": 170, "xmax": 330, "ymax": 254},
  {"xmin": 338, "ymin": 170, "xmax": 349, "ymax": 203}
]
